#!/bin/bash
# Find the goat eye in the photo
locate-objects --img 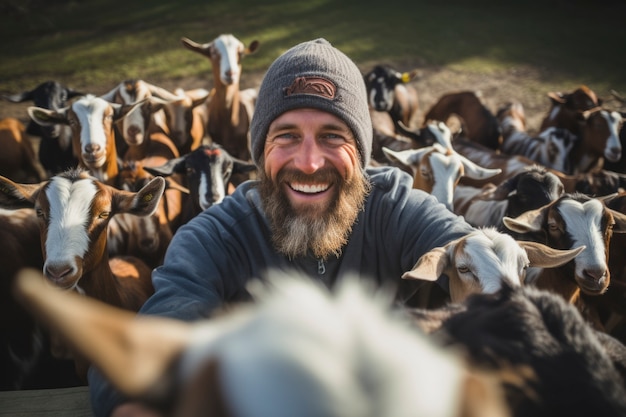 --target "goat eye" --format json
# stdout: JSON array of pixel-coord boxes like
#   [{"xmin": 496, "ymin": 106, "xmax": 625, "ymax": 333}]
[
  {"xmin": 98, "ymin": 212, "xmax": 110, "ymax": 220},
  {"xmin": 457, "ymin": 265, "xmax": 470, "ymax": 274},
  {"xmin": 36, "ymin": 208, "xmax": 47, "ymax": 220}
]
